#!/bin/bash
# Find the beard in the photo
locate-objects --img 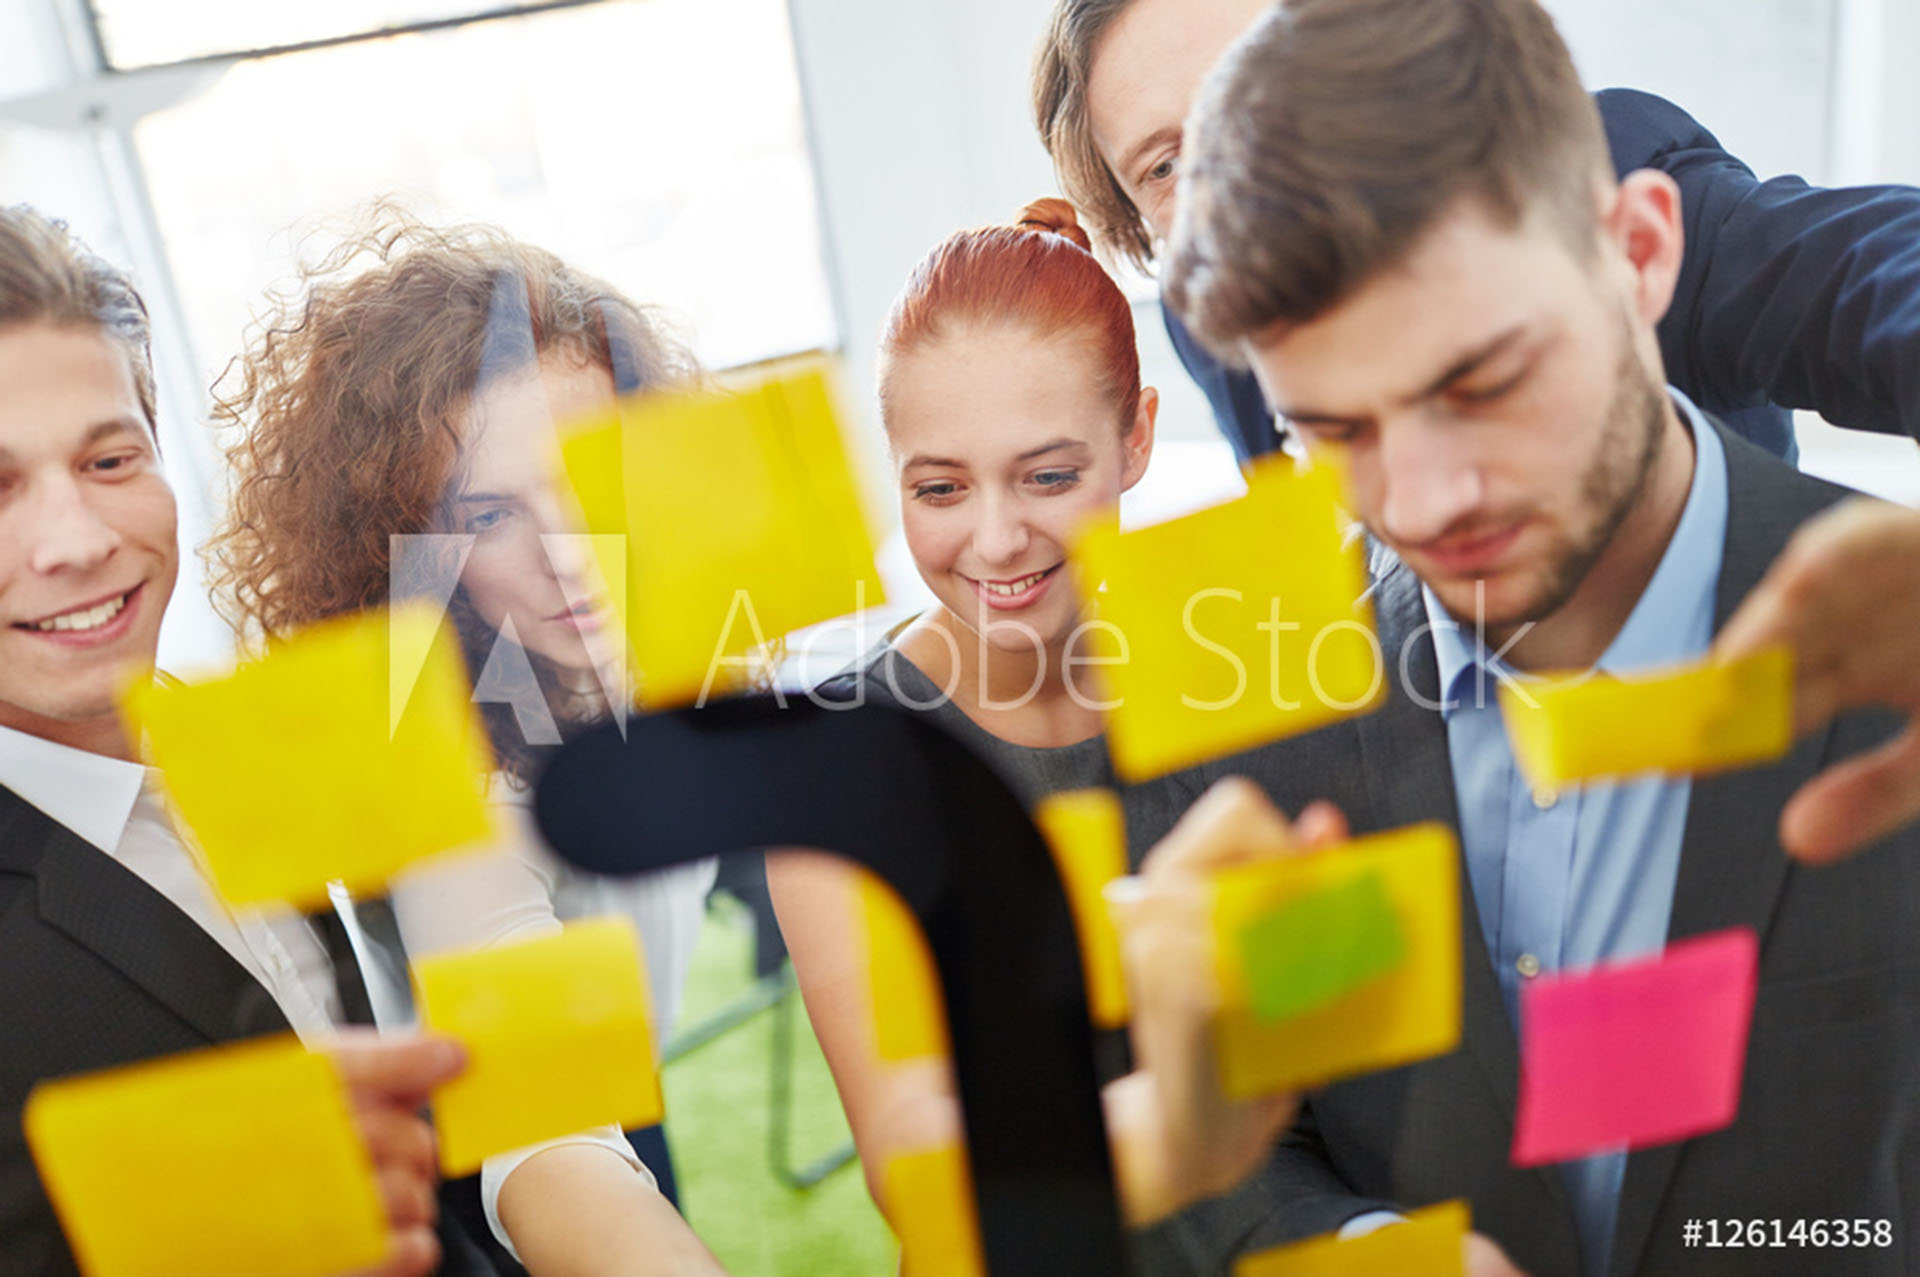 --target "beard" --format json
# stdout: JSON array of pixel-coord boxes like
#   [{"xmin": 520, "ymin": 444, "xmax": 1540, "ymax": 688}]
[{"xmin": 1443, "ymin": 320, "xmax": 1670, "ymax": 647}]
